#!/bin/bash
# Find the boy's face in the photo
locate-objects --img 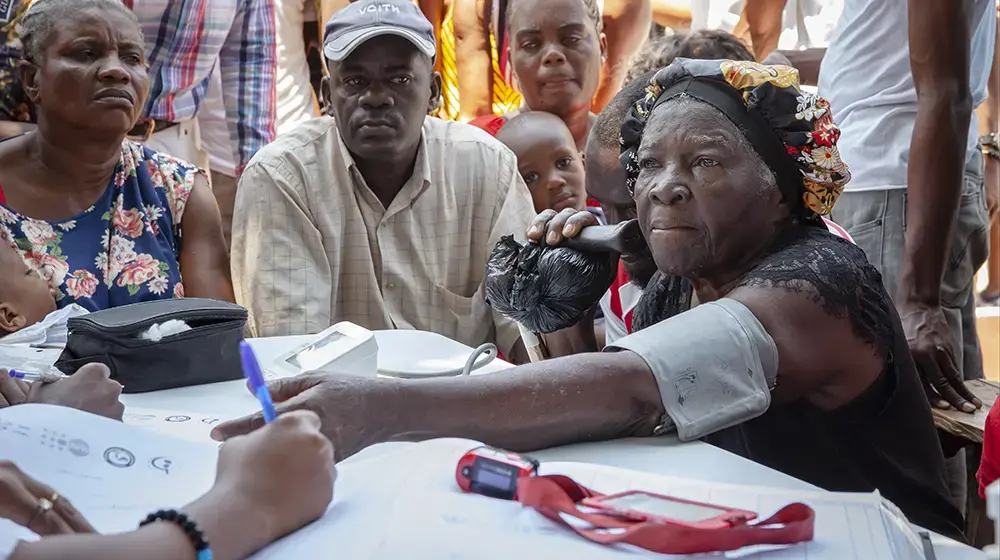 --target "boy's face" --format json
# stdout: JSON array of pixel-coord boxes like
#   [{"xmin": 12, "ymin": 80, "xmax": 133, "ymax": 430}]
[
  {"xmin": 0, "ymin": 238, "xmax": 57, "ymax": 334},
  {"xmin": 506, "ymin": 123, "xmax": 587, "ymax": 213}
]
